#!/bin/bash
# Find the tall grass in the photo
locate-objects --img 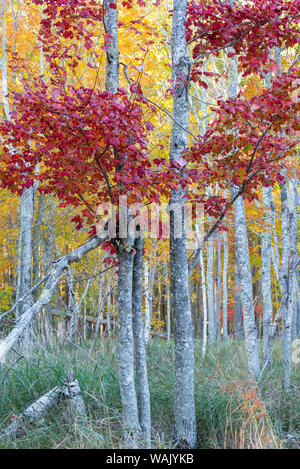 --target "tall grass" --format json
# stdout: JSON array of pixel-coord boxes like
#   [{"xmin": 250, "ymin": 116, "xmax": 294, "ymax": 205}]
[{"xmin": 0, "ymin": 338, "xmax": 298, "ymax": 448}]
